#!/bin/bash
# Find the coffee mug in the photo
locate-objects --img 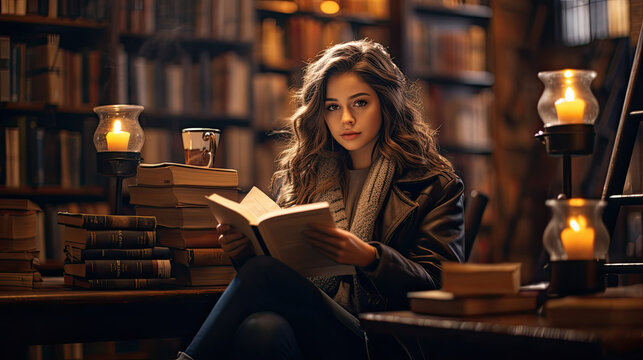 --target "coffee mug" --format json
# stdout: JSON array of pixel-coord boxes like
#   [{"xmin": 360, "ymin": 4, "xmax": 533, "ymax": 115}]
[{"xmin": 181, "ymin": 128, "xmax": 221, "ymax": 168}]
